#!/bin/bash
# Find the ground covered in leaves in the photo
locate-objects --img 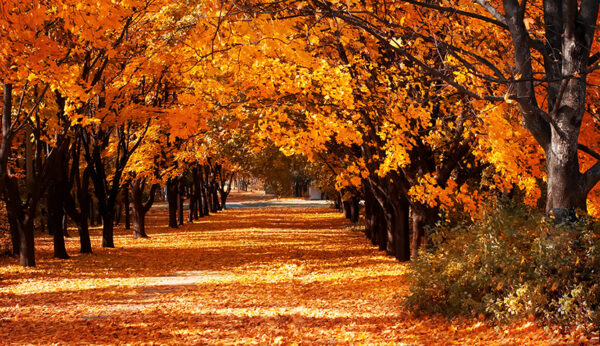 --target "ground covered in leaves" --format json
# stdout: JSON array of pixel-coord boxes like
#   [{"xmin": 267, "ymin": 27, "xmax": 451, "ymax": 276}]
[{"xmin": 0, "ymin": 194, "xmax": 586, "ymax": 344}]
